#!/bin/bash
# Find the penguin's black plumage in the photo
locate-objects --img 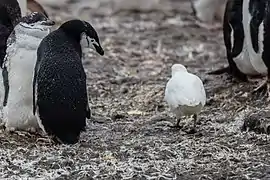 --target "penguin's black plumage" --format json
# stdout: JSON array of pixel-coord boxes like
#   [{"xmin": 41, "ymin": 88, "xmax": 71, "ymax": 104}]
[
  {"xmin": 0, "ymin": 0, "xmax": 21, "ymax": 67},
  {"xmin": 0, "ymin": 0, "xmax": 21, "ymax": 27},
  {"xmin": 0, "ymin": 11, "xmax": 11, "ymax": 66},
  {"xmin": 33, "ymin": 20, "xmax": 104, "ymax": 144}
]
